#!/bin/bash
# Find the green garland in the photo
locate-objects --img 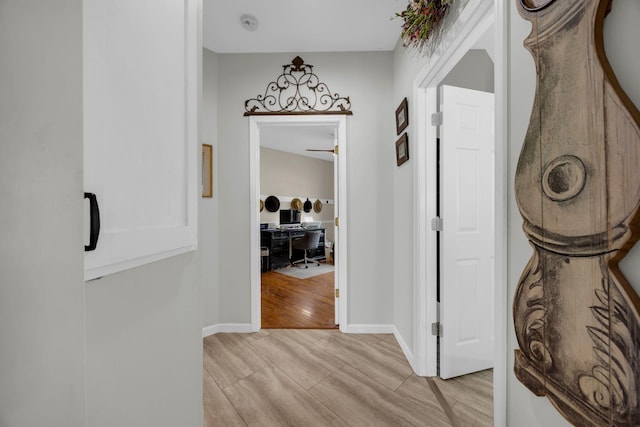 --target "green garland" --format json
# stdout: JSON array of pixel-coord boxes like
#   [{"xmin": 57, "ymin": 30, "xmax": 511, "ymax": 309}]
[{"xmin": 396, "ymin": 0, "xmax": 453, "ymax": 53}]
